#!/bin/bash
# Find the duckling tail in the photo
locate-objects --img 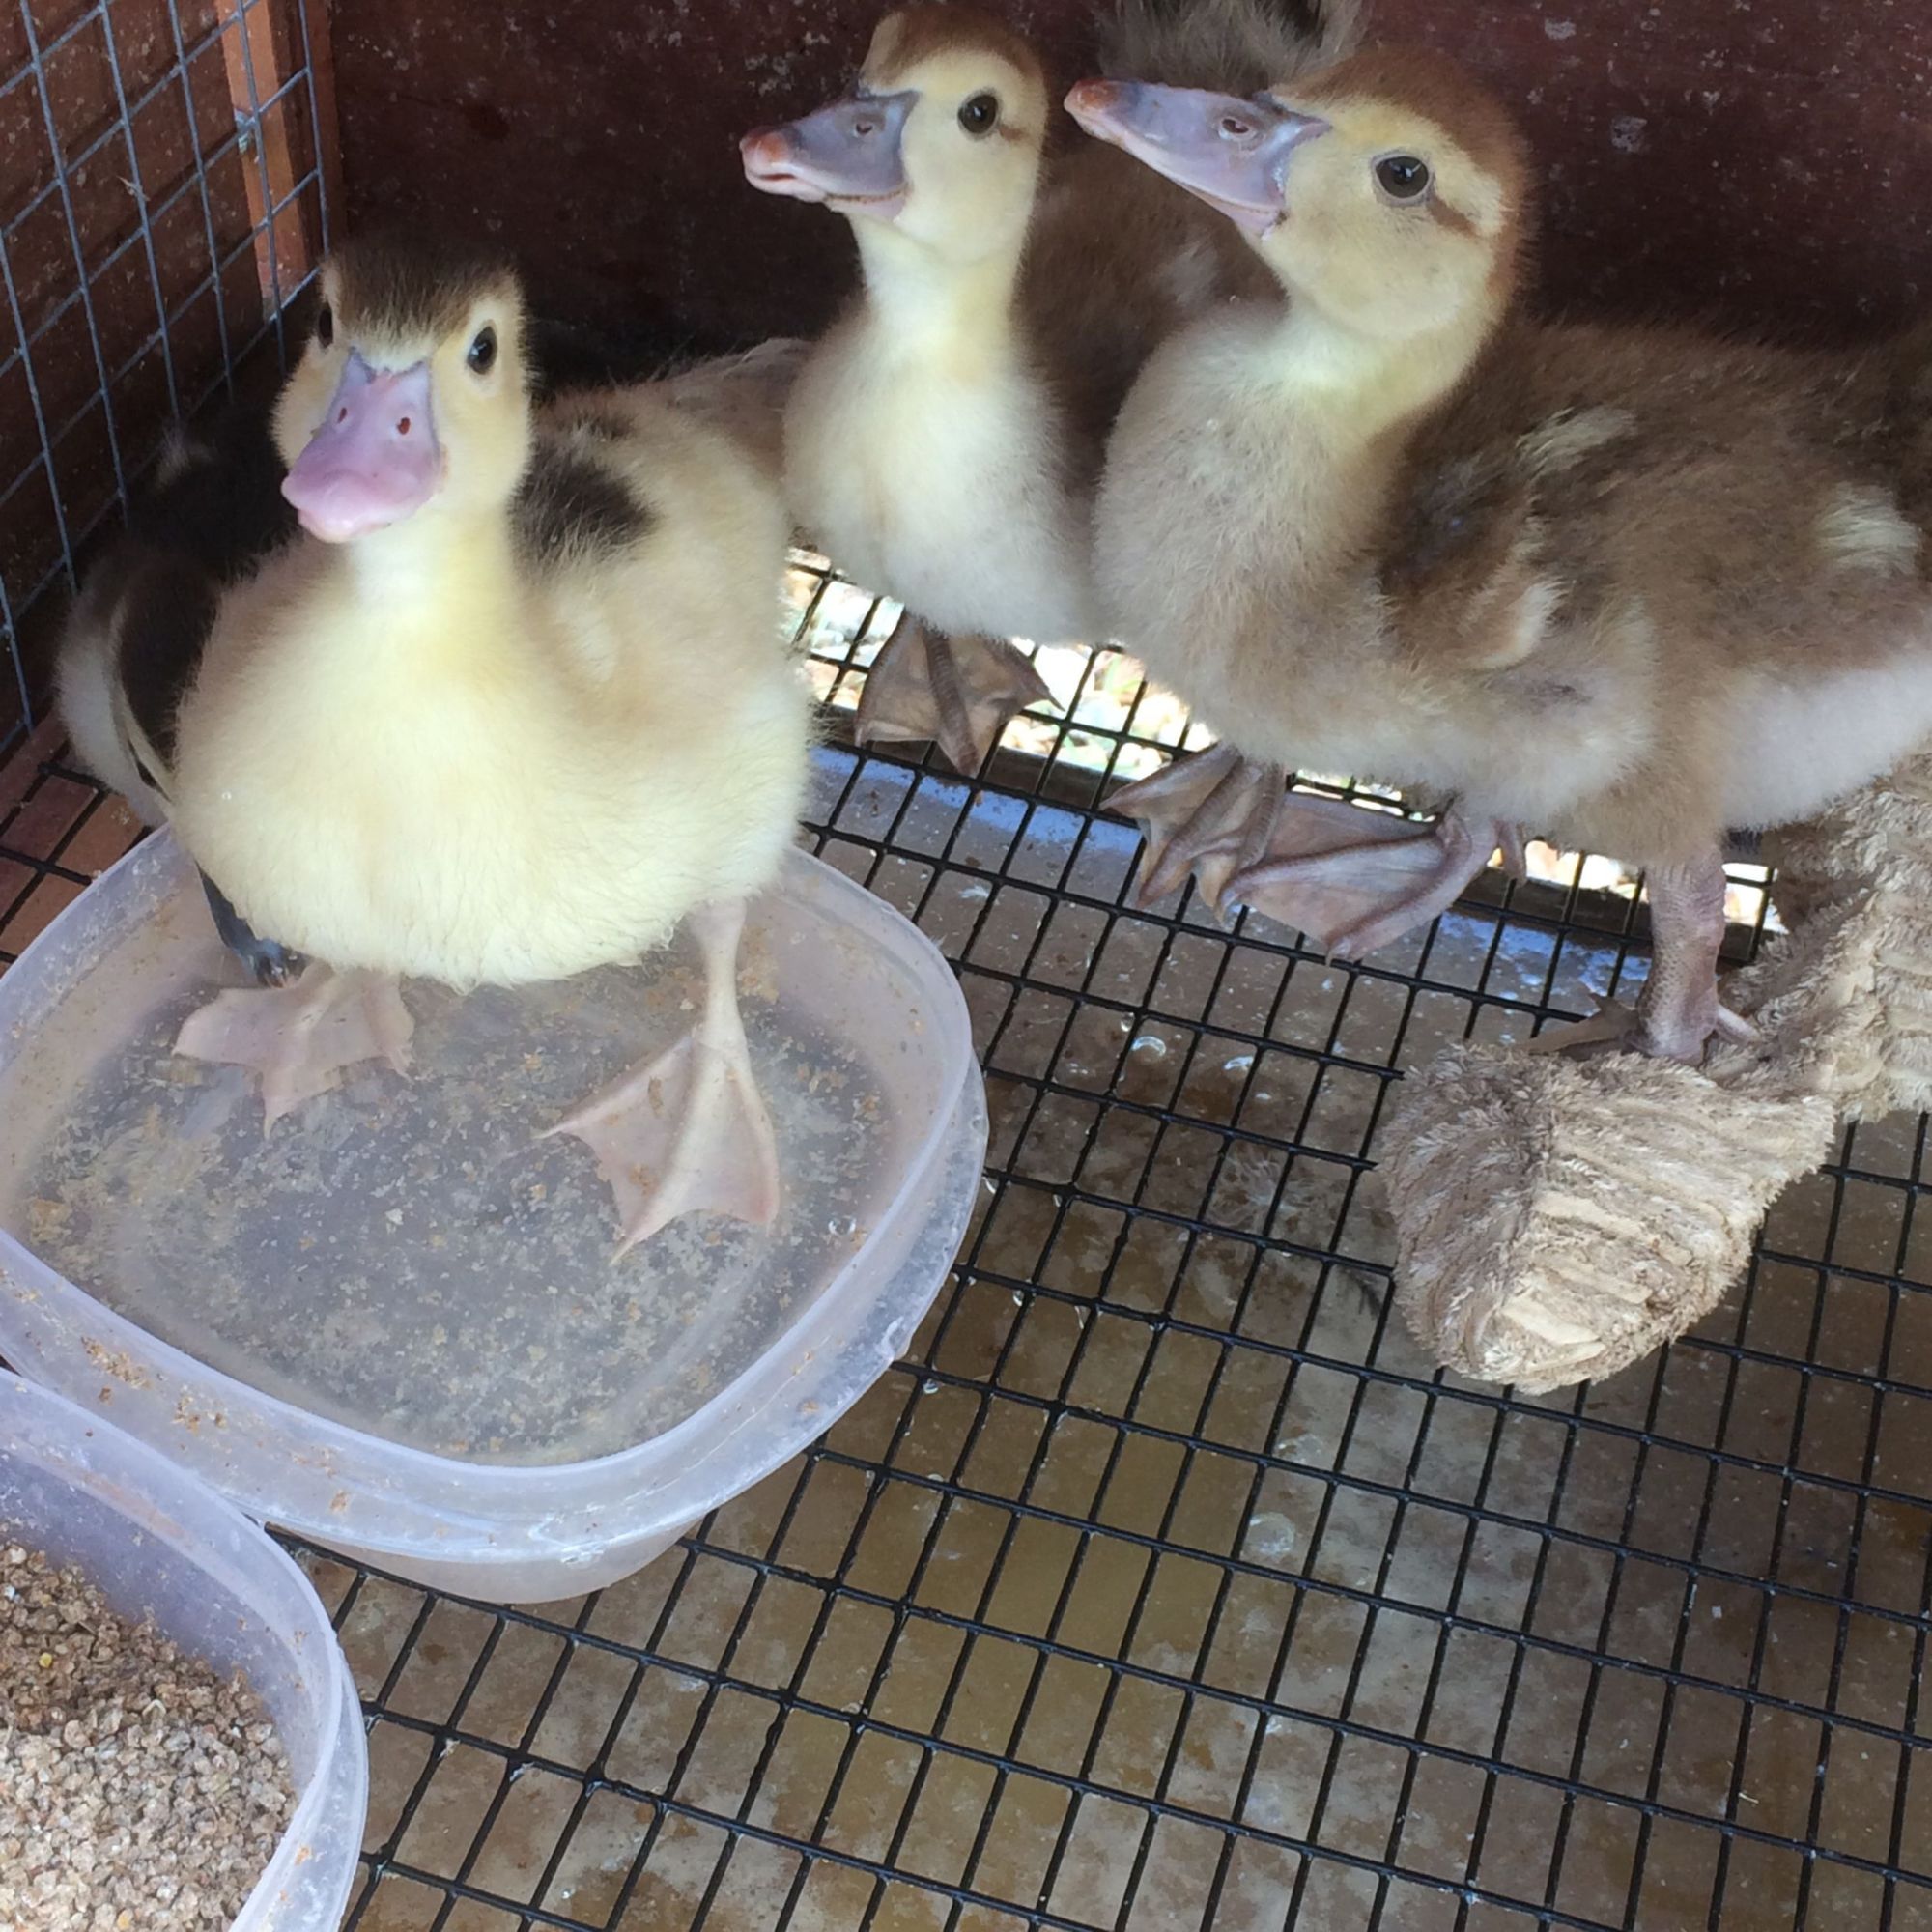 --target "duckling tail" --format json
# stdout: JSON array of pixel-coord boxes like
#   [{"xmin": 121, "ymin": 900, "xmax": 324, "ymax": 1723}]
[{"xmin": 1097, "ymin": 0, "xmax": 1365, "ymax": 94}]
